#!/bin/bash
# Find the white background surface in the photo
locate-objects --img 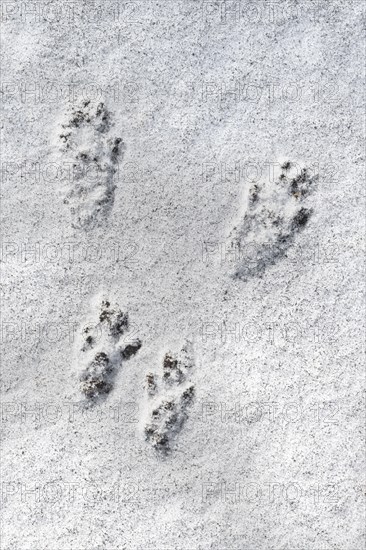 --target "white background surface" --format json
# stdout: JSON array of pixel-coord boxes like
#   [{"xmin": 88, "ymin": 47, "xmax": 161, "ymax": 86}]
[{"xmin": 1, "ymin": 1, "xmax": 365, "ymax": 548}]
